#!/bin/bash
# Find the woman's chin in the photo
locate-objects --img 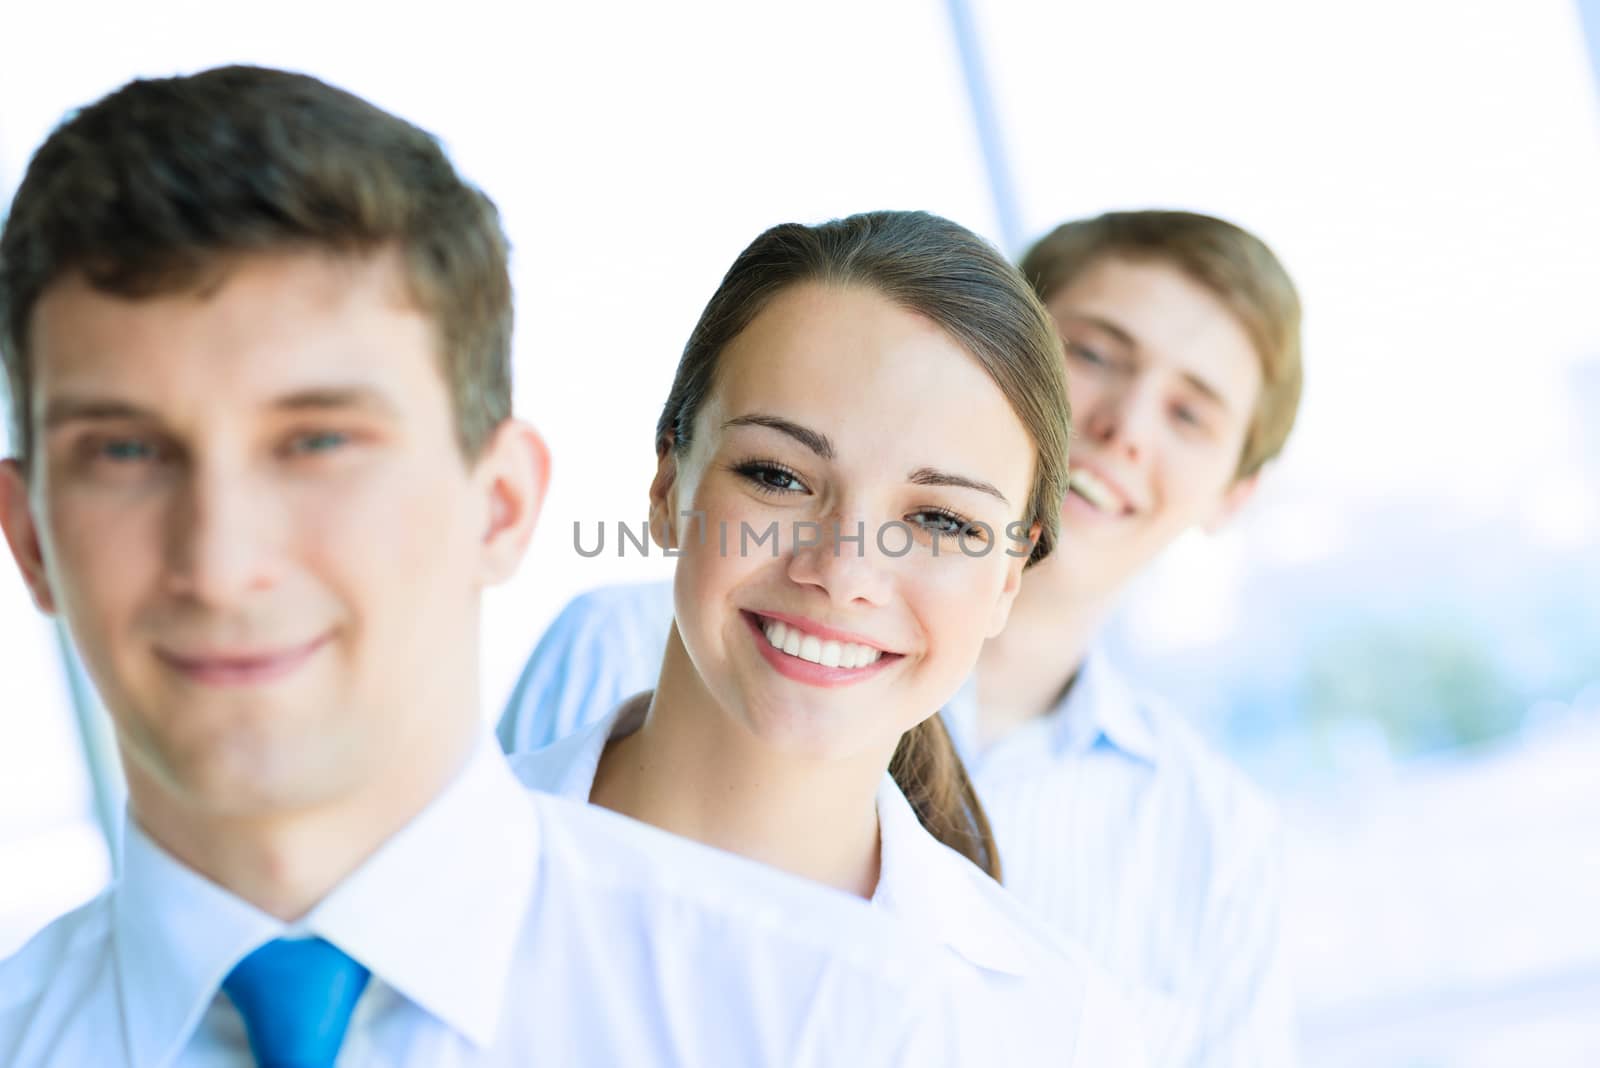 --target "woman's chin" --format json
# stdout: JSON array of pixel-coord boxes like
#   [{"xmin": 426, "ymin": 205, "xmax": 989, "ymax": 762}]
[{"xmin": 734, "ymin": 690, "xmax": 877, "ymax": 762}]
